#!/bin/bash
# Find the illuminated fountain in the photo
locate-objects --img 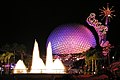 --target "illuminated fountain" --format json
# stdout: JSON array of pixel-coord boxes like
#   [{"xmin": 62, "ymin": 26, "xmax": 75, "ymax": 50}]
[
  {"xmin": 30, "ymin": 40, "xmax": 45, "ymax": 73},
  {"xmin": 13, "ymin": 39, "xmax": 65, "ymax": 74},
  {"xmin": 45, "ymin": 42, "xmax": 65, "ymax": 73},
  {"xmin": 13, "ymin": 60, "xmax": 27, "ymax": 73},
  {"xmin": 44, "ymin": 41, "xmax": 54, "ymax": 73},
  {"xmin": 53, "ymin": 59, "xmax": 65, "ymax": 73}
]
